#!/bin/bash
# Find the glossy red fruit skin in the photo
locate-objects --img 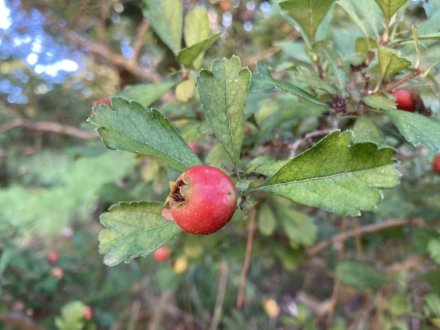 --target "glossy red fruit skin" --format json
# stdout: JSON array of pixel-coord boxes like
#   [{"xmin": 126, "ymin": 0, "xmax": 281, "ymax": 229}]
[
  {"xmin": 433, "ymin": 154, "xmax": 440, "ymax": 173},
  {"xmin": 83, "ymin": 306, "xmax": 93, "ymax": 320},
  {"xmin": 169, "ymin": 165, "xmax": 237, "ymax": 235},
  {"xmin": 393, "ymin": 90, "xmax": 415, "ymax": 112},
  {"xmin": 153, "ymin": 245, "xmax": 170, "ymax": 261}
]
